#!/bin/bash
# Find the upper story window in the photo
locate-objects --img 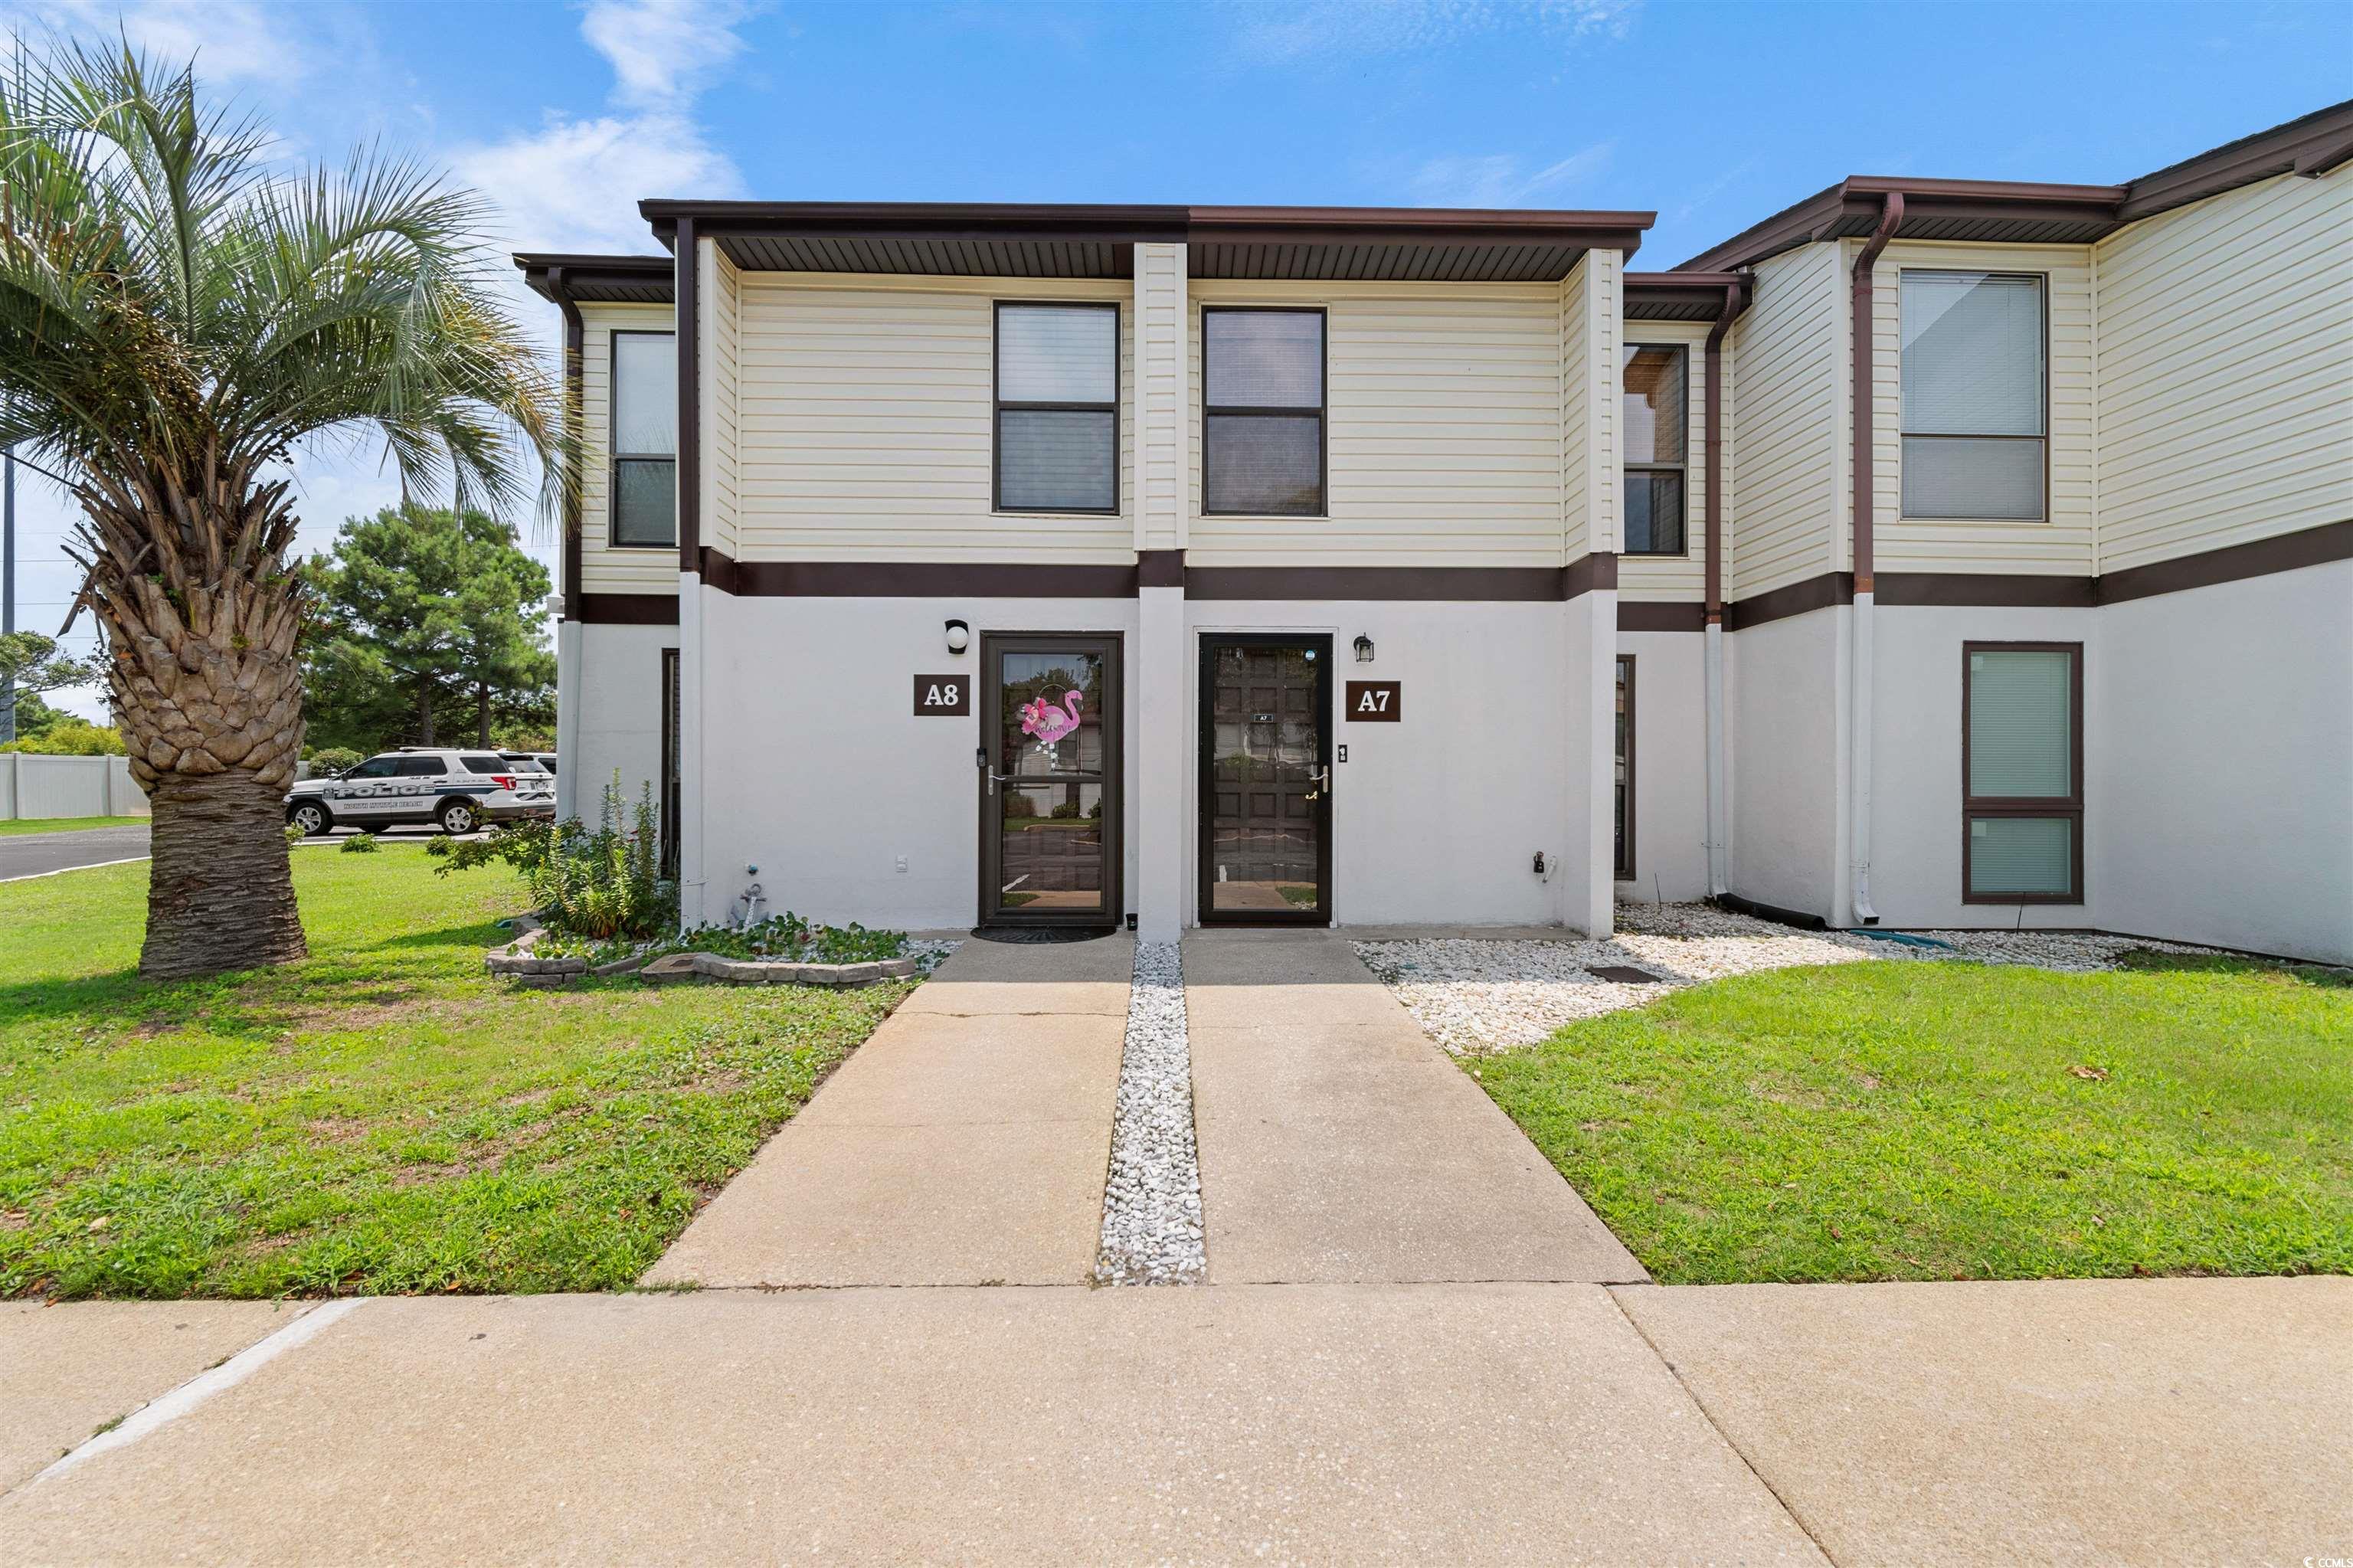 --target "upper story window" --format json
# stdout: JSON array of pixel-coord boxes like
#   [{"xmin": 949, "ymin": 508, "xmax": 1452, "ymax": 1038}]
[
  {"xmin": 1203, "ymin": 308, "xmax": 1325, "ymax": 516},
  {"xmin": 1622, "ymin": 344, "xmax": 1688, "ymax": 555},
  {"xmin": 610, "ymin": 330, "xmax": 677, "ymax": 548},
  {"xmin": 1900, "ymin": 272, "xmax": 2045, "ymax": 521},
  {"xmin": 995, "ymin": 303, "xmax": 1119, "ymax": 513}
]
